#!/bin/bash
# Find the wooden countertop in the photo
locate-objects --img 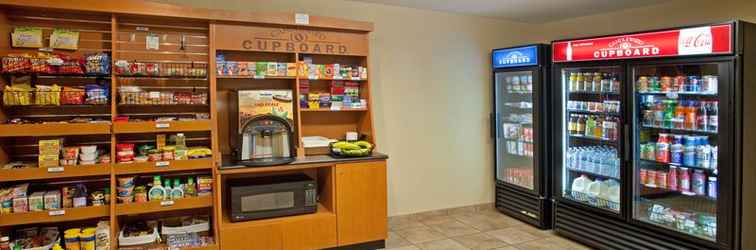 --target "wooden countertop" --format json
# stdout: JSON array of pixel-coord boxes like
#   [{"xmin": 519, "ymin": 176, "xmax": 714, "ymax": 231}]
[{"xmin": 218, "ymin": 153, "xmax": 388, "ymax": 175}]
